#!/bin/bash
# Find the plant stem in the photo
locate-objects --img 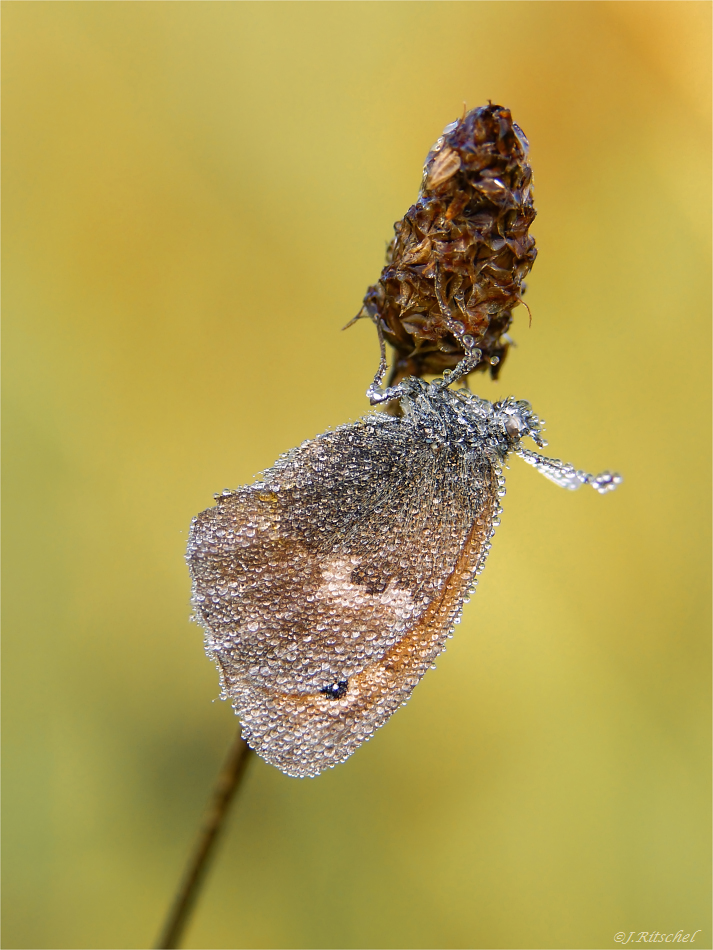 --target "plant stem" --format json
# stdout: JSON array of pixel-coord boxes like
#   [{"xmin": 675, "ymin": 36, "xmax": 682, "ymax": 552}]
[{"xmin": 155, "ymin": 730, "xmax": 253, "ymax": 949}]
